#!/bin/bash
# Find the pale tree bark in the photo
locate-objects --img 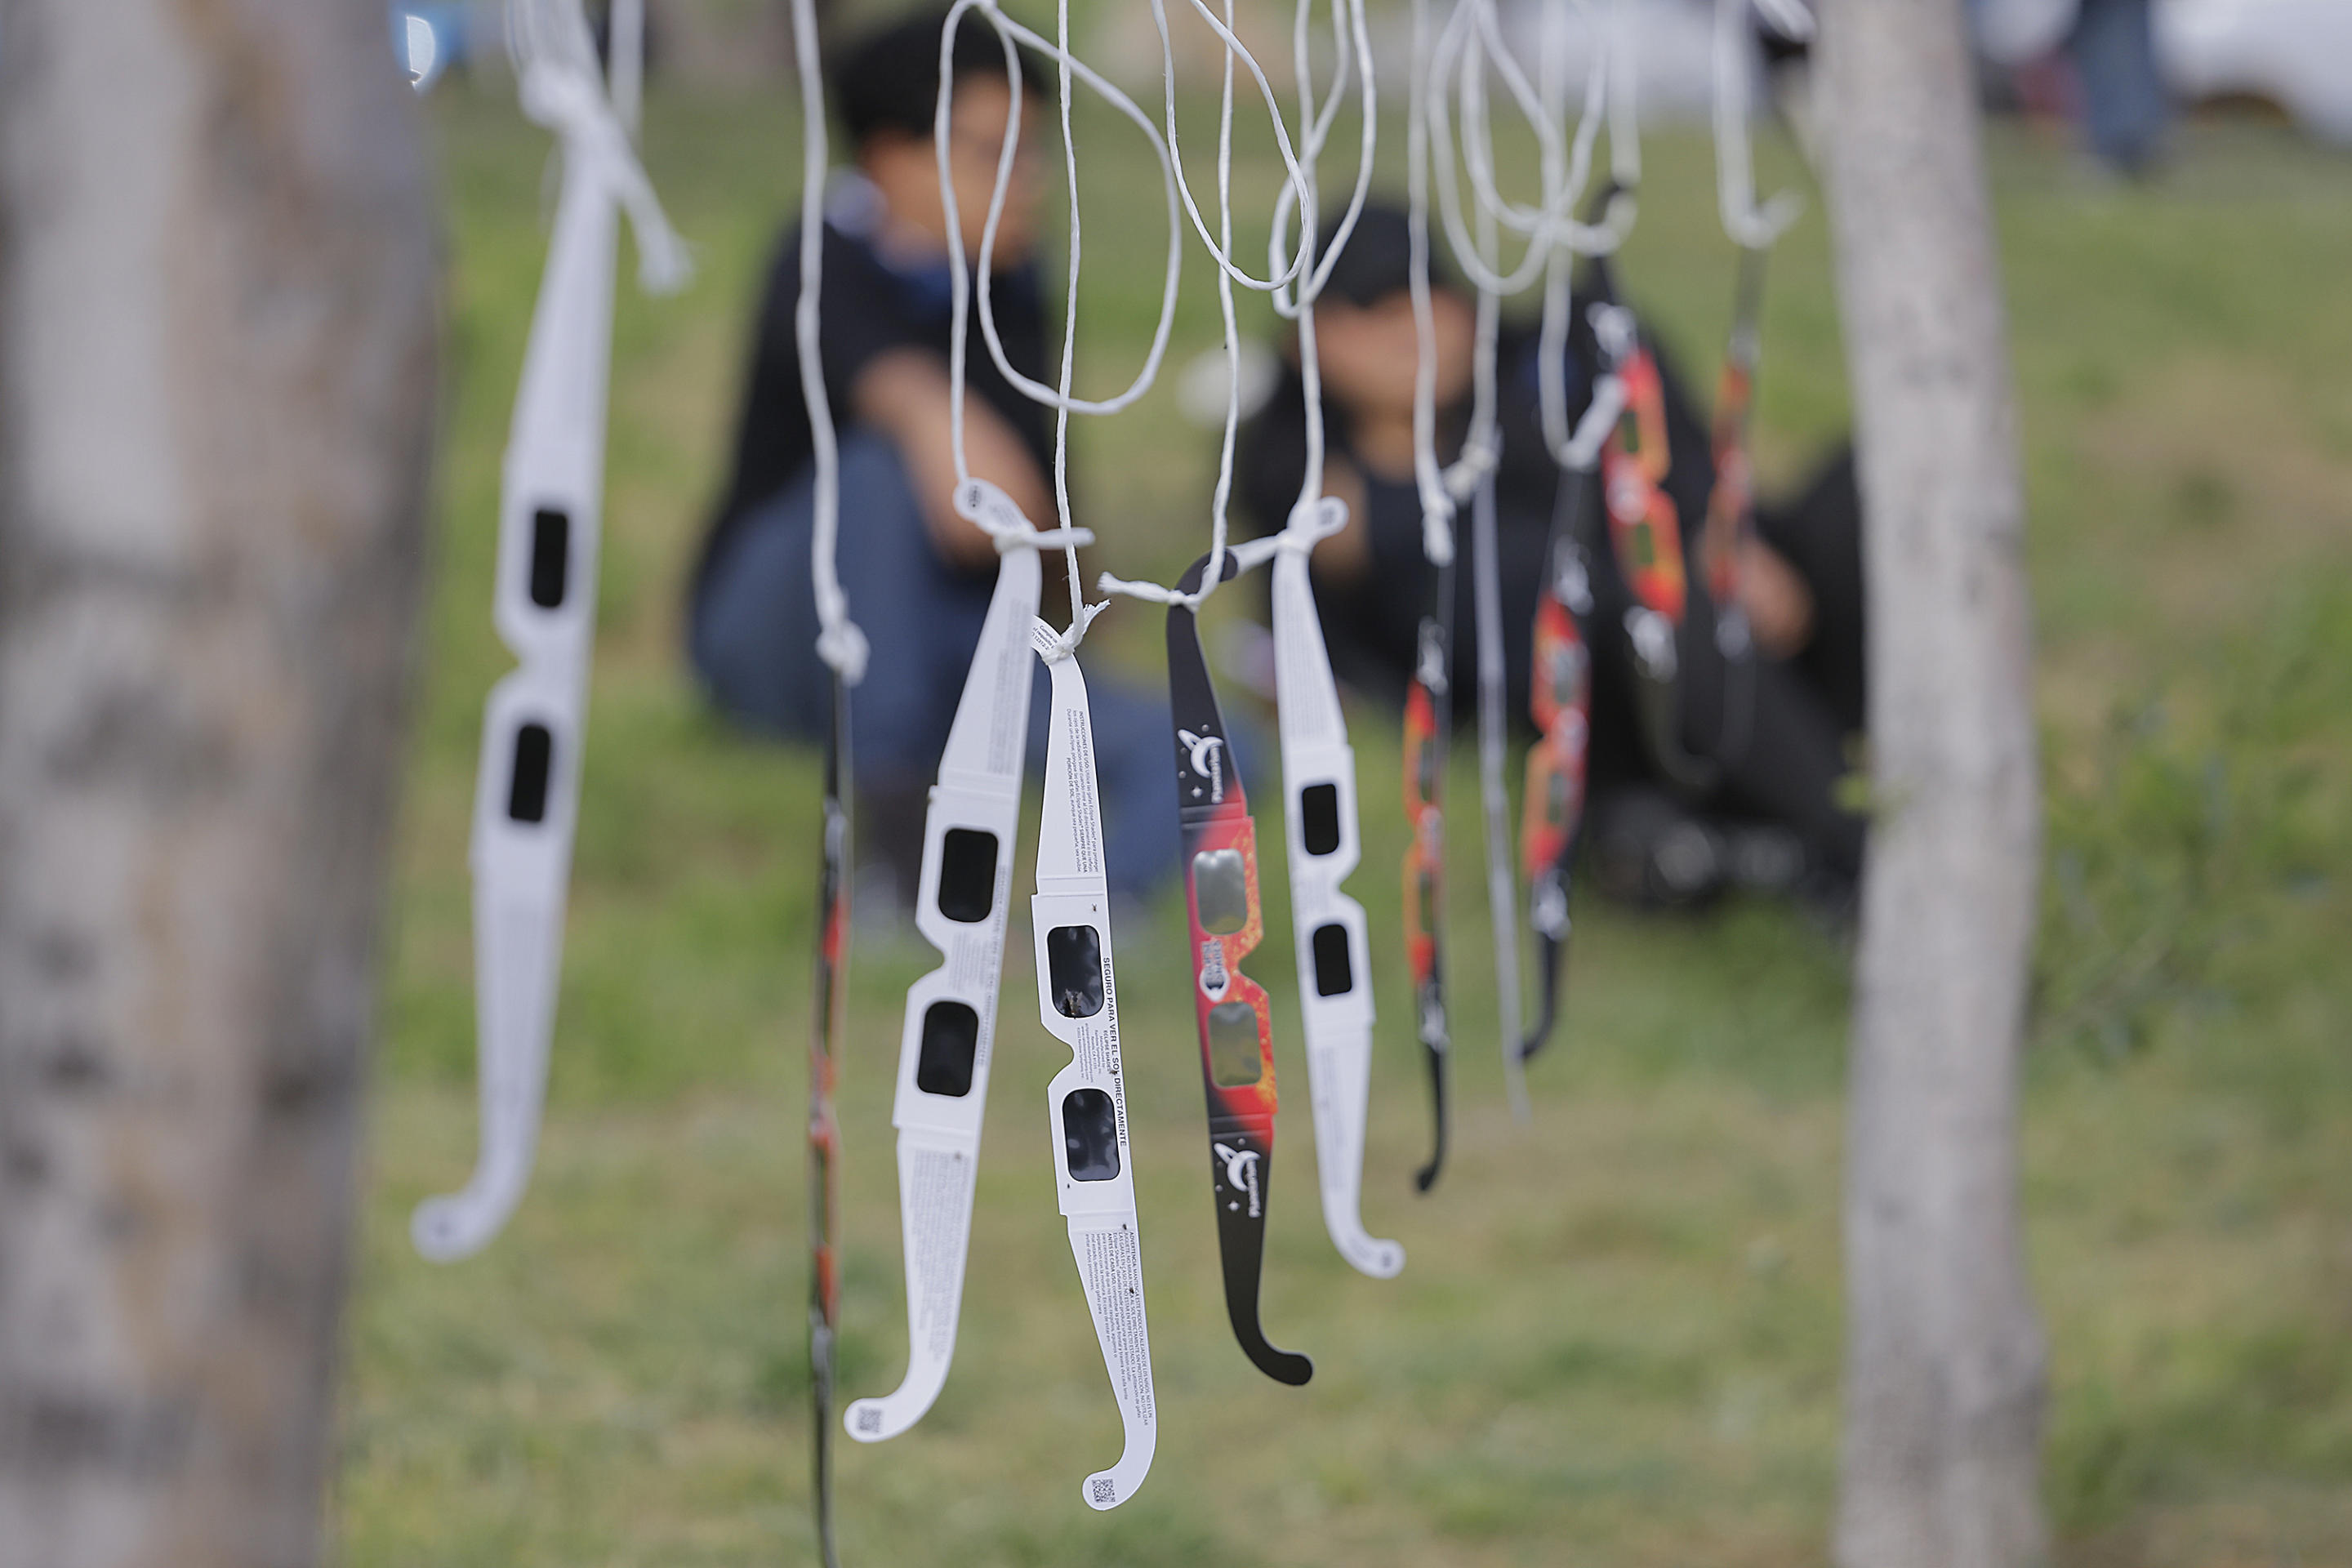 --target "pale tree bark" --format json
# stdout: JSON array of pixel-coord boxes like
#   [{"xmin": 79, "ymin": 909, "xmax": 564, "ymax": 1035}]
[
  {"xmin": 0, "ymin": 3, "xmax": 437, "ymax": 1566},
  {"xmin": 1815, "ymin": 3, "xmax": 2048, "ymax": 1567}
]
